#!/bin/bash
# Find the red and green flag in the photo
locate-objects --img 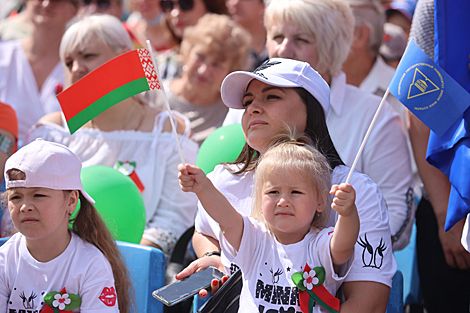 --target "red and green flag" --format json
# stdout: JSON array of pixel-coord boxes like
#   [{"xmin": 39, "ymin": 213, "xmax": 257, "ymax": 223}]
[{"xmin": 57, "ymin": 49, "xmax": 161, "ymax": 134}]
